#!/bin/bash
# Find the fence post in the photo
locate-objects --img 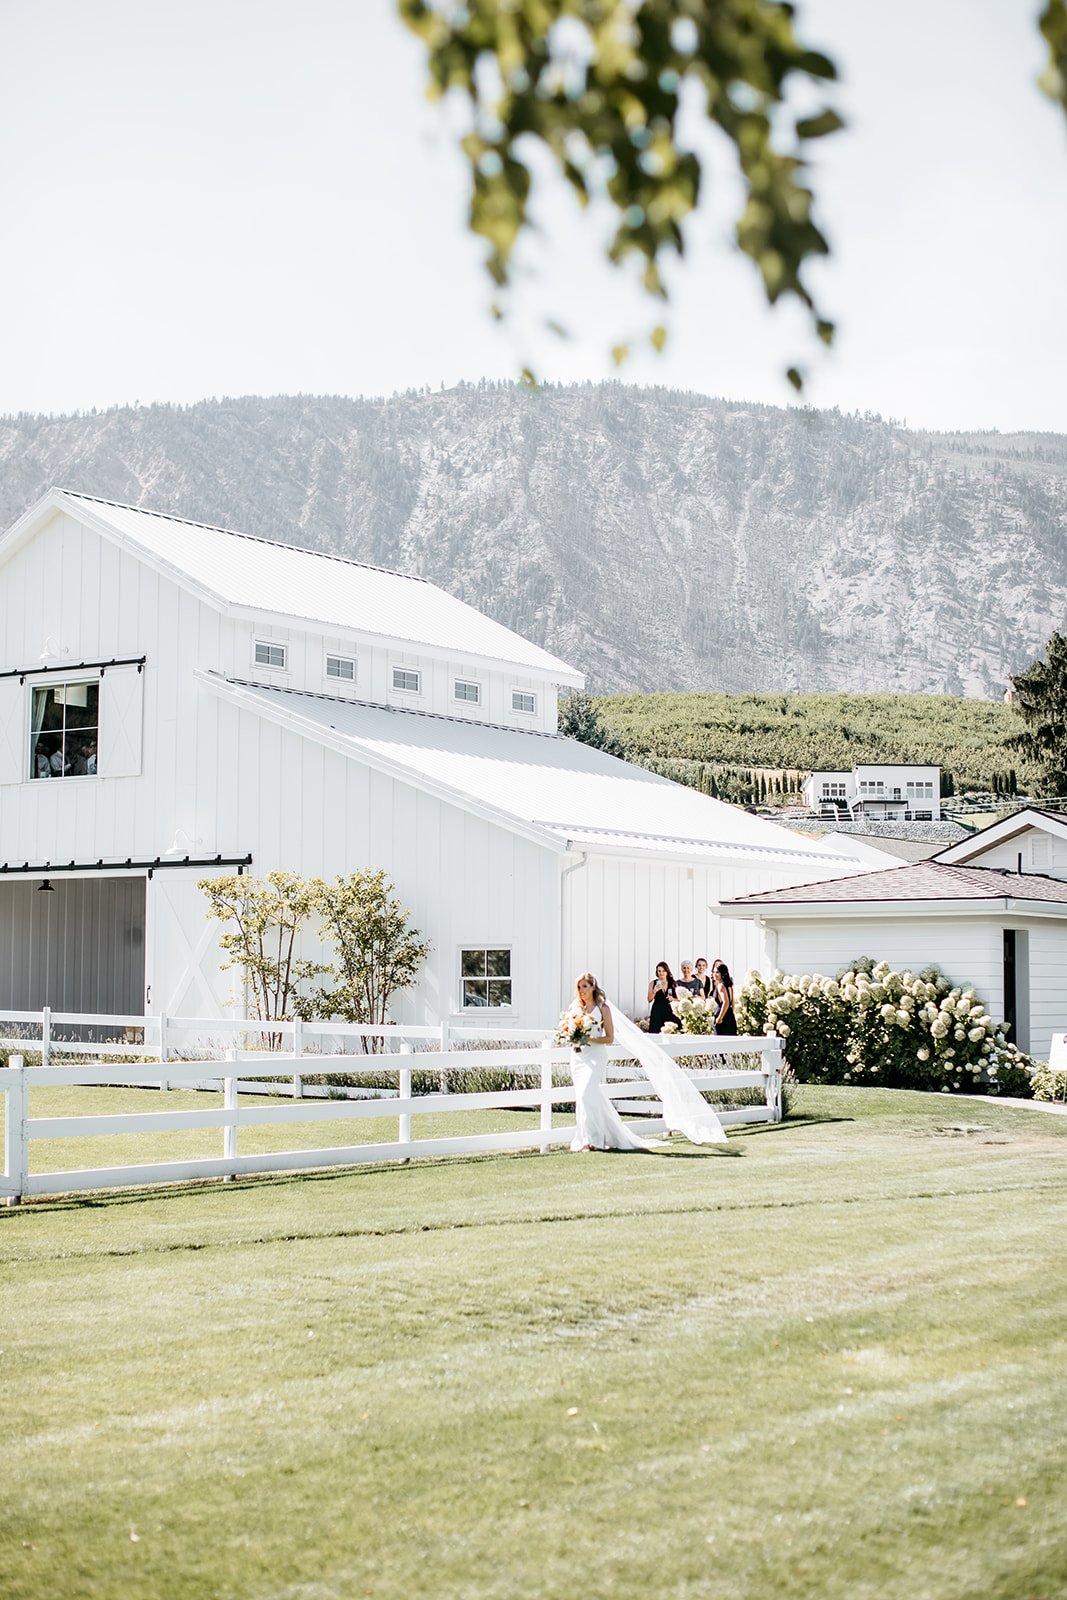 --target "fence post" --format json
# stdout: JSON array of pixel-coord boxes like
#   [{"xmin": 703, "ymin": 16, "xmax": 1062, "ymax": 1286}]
[
  {"xmin": 398, "ymin": 1040, "xmax": 412, "ymax": 1152},
  {"xmin": 158, "ymin": 1012, "xmax": 169, "ymax": 1093},
  {"xmin": 41, "ymin": 1007, "xmax": 51, "ymax": 1069},
  {"xmin": 766, "ymin": 1037, "xmax": 783, "ymax": 1122},
  {"xmin": 292, "ymin": 1016, "xmax": 303, "ymax": 1100},
  {"xmin": 4, "ymin": 1056, "xmax": 28, "ymax": 1206},
  {"xmin": 539, "ymin": 1040, "xmax": 554, "ymax": 1154},
  {"xmin": 223, "ymin": 1048, "xmax": 238, "ymax": 1180},
  {"xmin": 438, "ymin": 1019, "xmax": 449, "ymax": 1094}
]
